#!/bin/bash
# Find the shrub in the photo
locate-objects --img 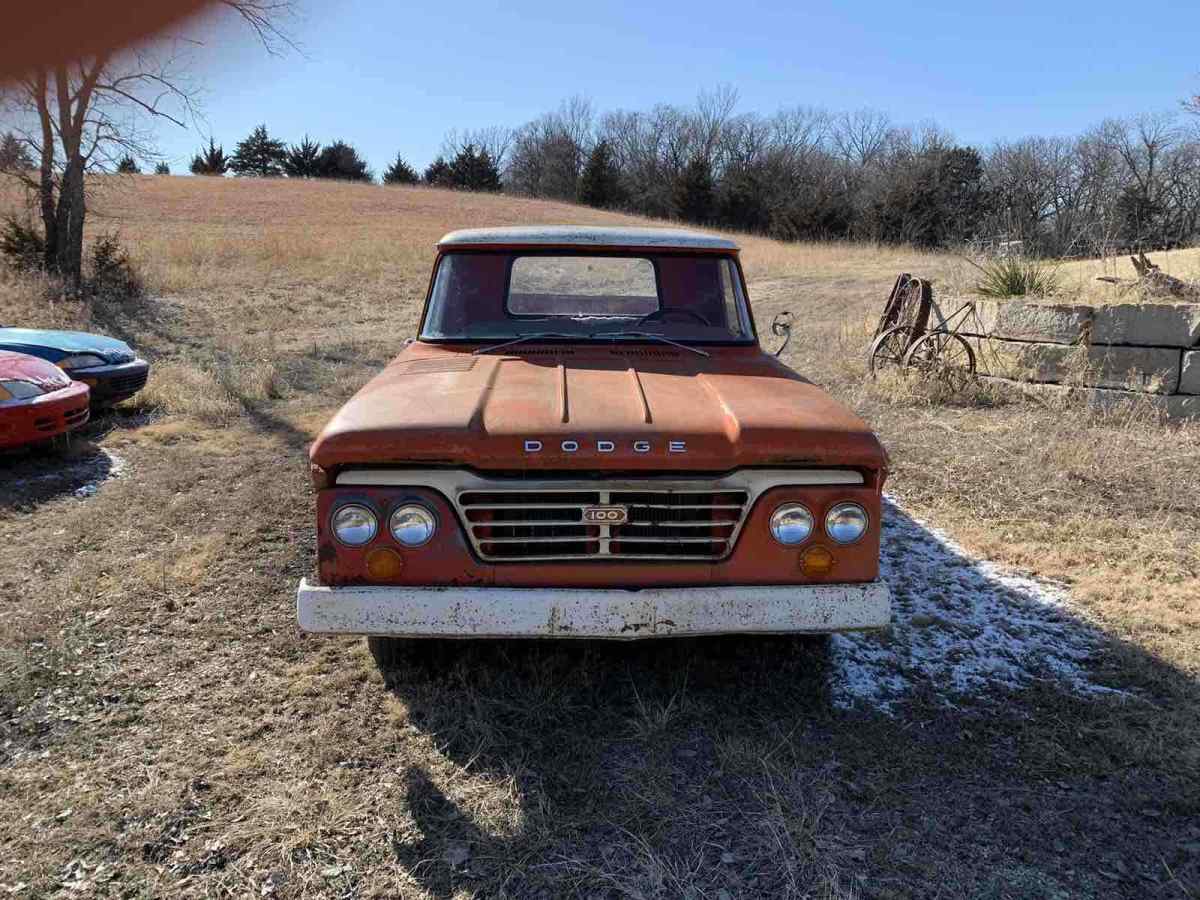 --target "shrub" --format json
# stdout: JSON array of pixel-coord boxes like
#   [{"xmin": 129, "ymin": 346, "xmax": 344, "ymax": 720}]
[
  {"xmin": 423, "ymin": 156, "xmax": 452, "ymax": 187},
  {"xmin": 1, "ymin": 217, "xmax": 45, "ymax": 272},
  {"xmin": 154, "ymin": 162, "xmax": 170, "ymax": 175},
  {"xmin": 579, "ymin": 139, "xmax": 621, "ymax": 208},
  {"xmin": 191, "ymin": 139, "xmax": 230, "ymax": 176},
  {"xmin": 383, "ymin": 152, "xmax": 419, "ymax": 185},
  {"xmin": 971, "ymin": 256, "xmax": 1060, "ymax": 298},
  {"xmin": 448, "ymin": 144, "xmax": 501, "ymax": 192},
  {"xmin": 116, "ymin": 155, "xmax": 141, "ymax": 174},
  {"xmin": 89, "ymin": 233, "xmax": 143, "ymax": 301},
  {"xmin": 0, "ymin": 132, "xmax": 34, "ymax": 173},
  {"xmin": 231, "ymin": 125, "xmax": 287, "ymax": 178},
  {"xmin": 673, "ymin": 155, "xmax": 715, "ymax": 224},
  {"xmin": 314, "ymin": 140, "xmax": 372, "ymax": 182},
  {"xmin": 283, "ymin": 136, "xmax": 322, "ymax": 178}
]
